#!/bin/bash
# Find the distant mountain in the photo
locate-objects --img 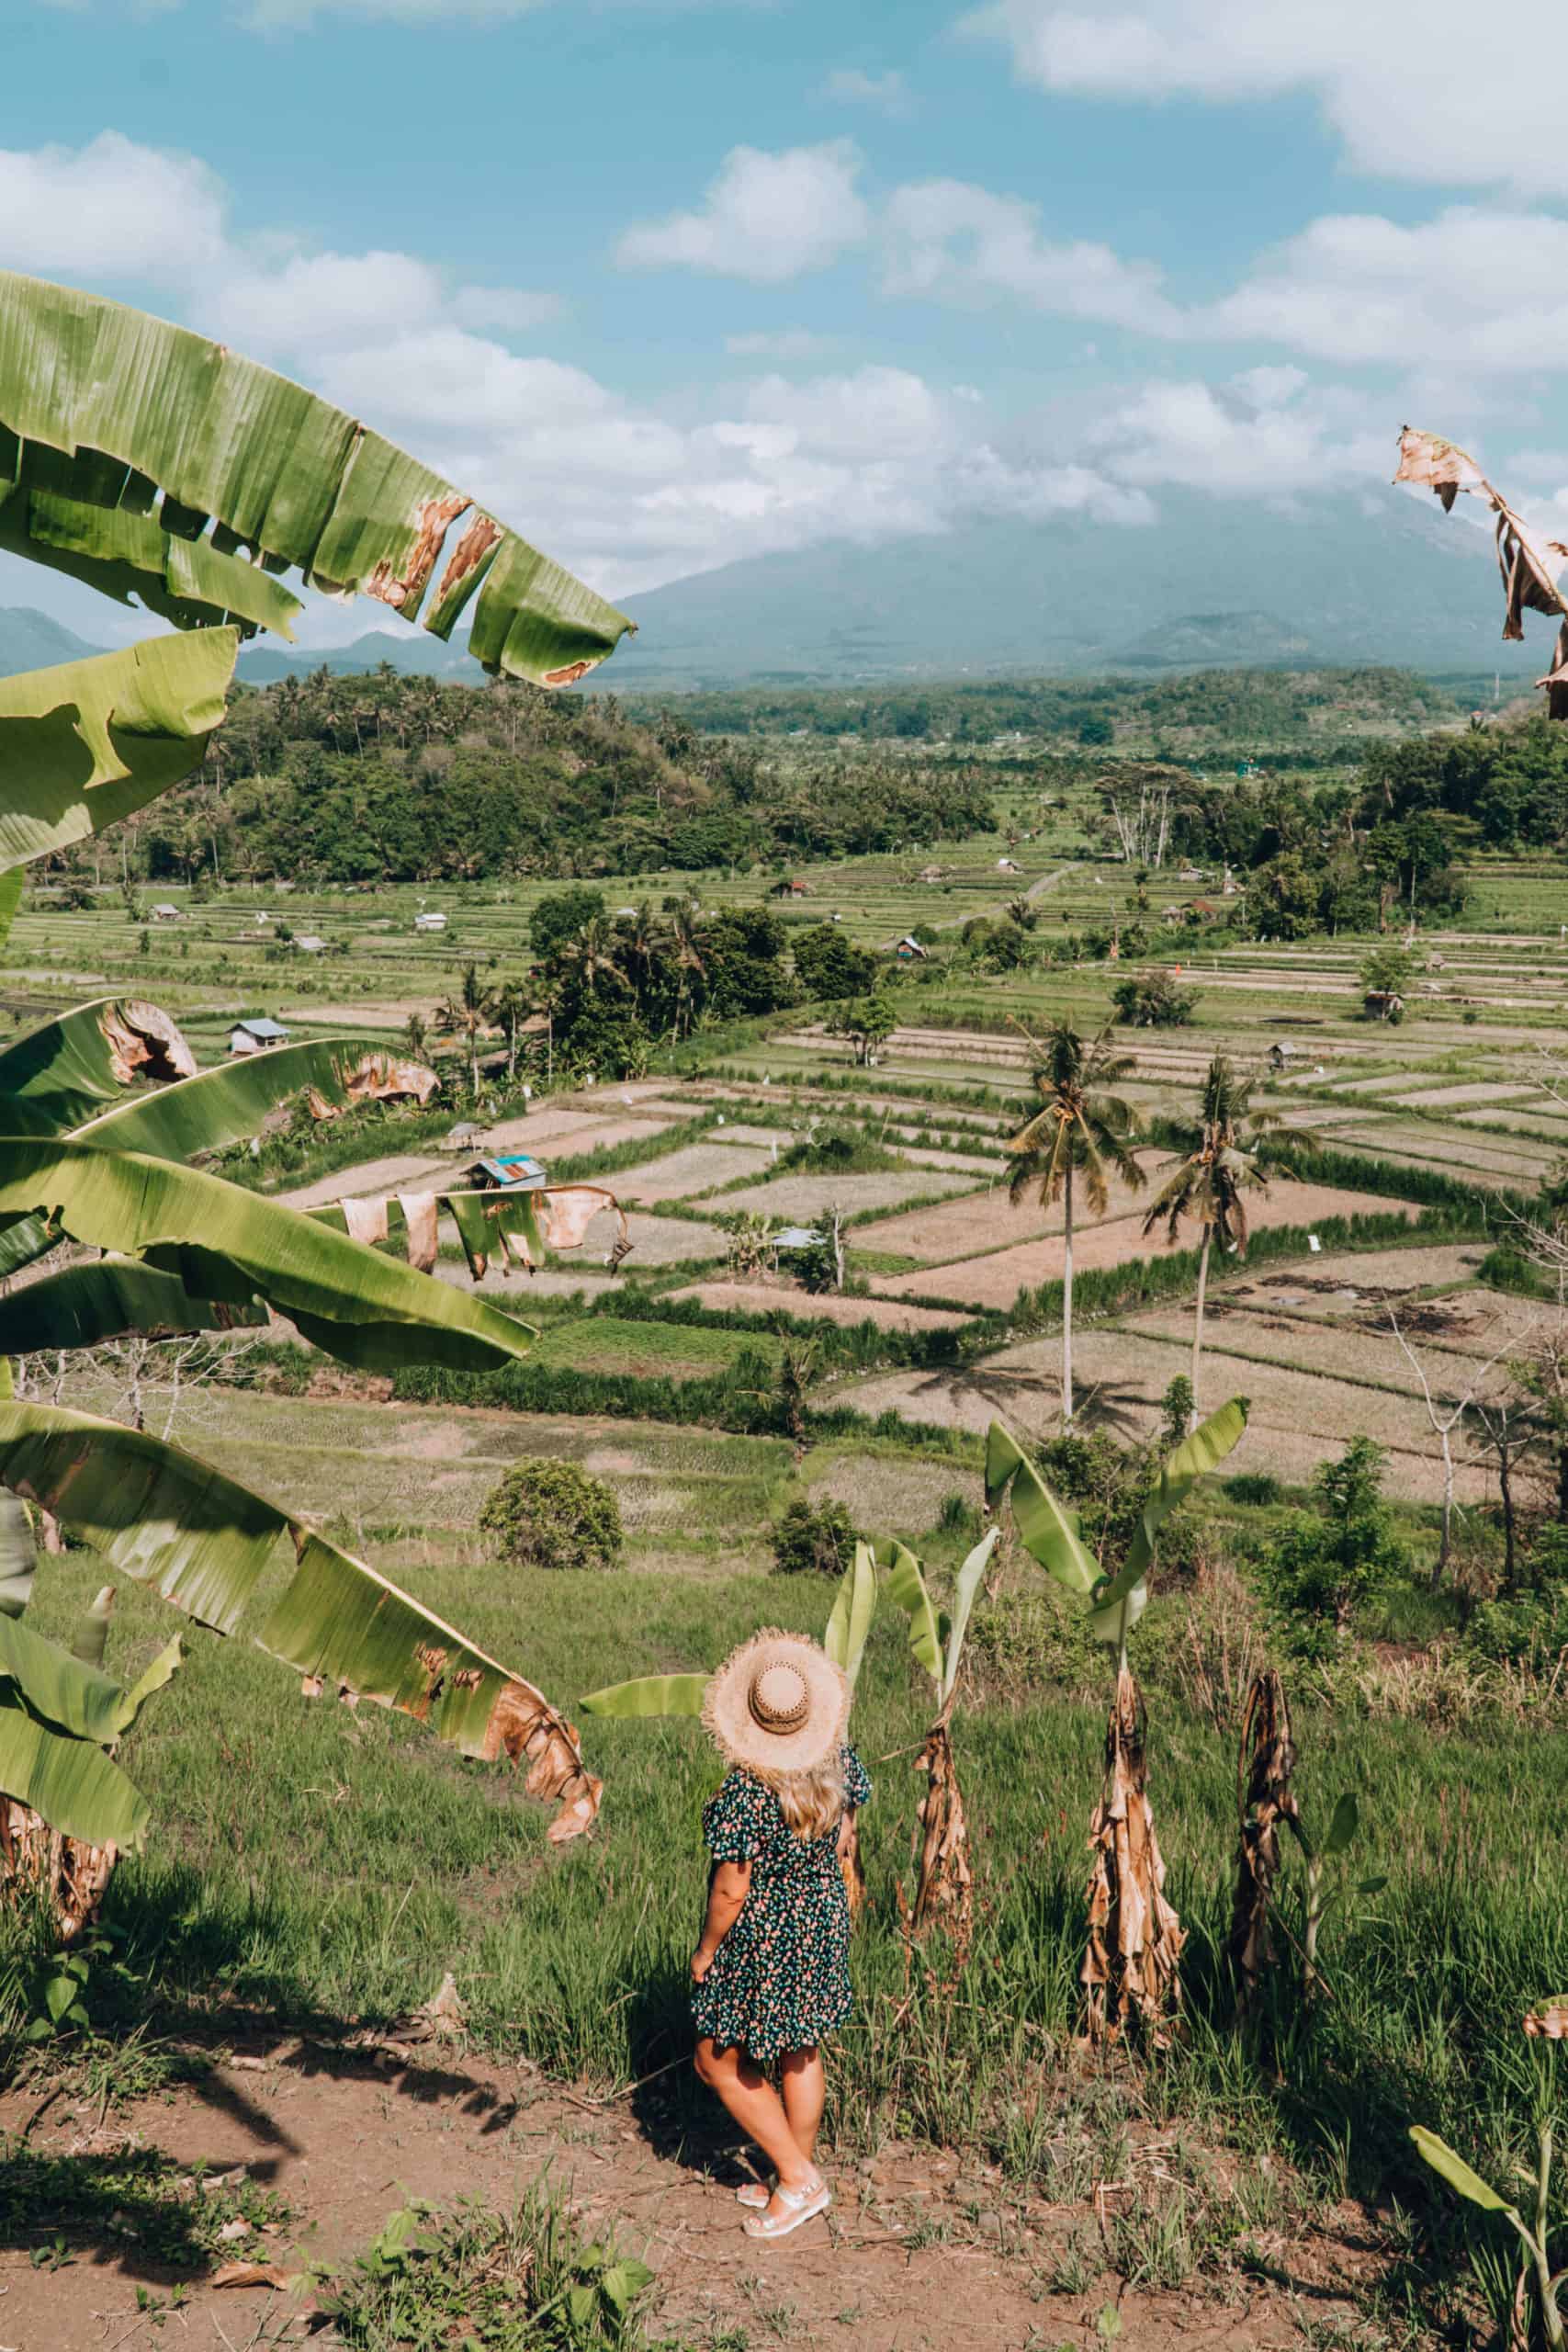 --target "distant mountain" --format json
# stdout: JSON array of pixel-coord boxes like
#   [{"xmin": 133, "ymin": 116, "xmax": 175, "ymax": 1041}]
[
  {"xmin": 0, "ymin": 606, "xmax": 113, "ymax": 677},
  {"xmin": 235, "ymin": 627, "xmax": 480, "ymax": 683},
  {"xmin": 599, "ymin": 488, "xmax": 1544, "ymax": 688}
]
